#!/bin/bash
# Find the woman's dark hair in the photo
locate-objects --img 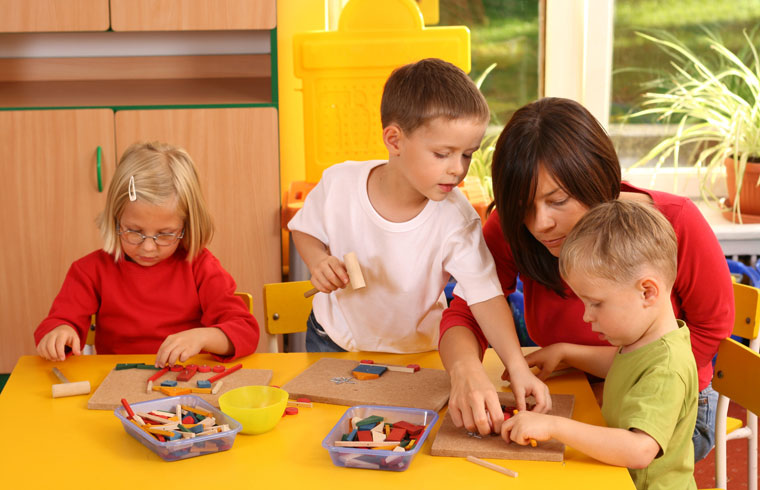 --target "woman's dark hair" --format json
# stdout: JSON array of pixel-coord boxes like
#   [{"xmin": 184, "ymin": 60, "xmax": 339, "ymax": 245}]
[{"xmin": 492, "ymin": 97, "xmax": 621, "ymax": 295}]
